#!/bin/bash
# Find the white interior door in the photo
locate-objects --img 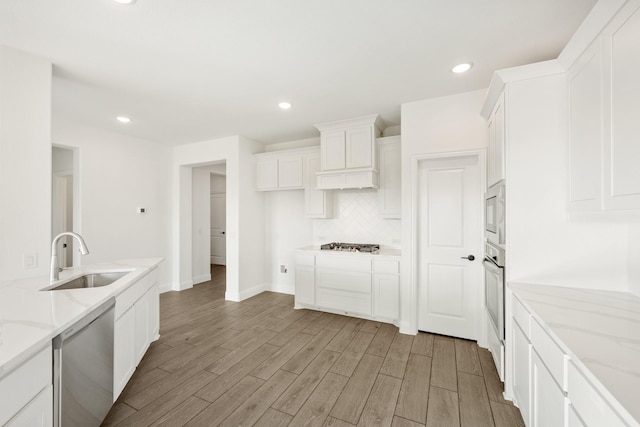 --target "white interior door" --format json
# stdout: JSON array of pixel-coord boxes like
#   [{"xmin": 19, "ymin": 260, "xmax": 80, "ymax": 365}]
[
  {"xmin": 417, "ymin": 154, "xmax": 482, "ymax": 340},
  {"xmin": 210, "ymin": 193, "xmax": 226, "ymax": 265}
]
